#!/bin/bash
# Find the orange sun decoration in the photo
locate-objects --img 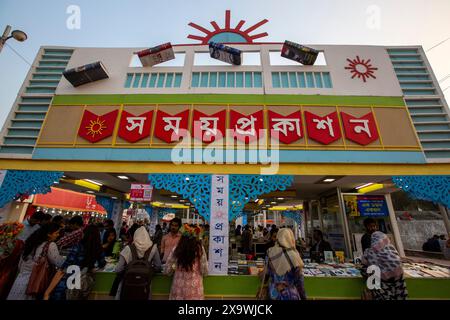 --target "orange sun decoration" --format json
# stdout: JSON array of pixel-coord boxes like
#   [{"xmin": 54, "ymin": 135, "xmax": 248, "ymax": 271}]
[
  {"xmin": 345, "ymin": 56, "xmax": 378, "ymax": 82},
  {"xmin": 86, "ymin": 117, "xmax": 107, "ymax": 138},
  {"xmin": 187, "ymin": 10, "xmax": 269, "ymax": 44}
]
